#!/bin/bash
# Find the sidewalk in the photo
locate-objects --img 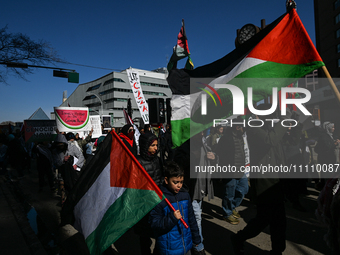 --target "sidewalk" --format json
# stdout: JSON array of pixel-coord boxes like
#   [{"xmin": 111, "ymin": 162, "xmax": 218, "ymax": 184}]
[
  {"xmin": 0, "ymin": 160, "xmax": 332, "ymax": 255},
  {"xmin": 0, "ymin": 175, "xmax": 47, "ymax": 255},
  {"xmin": 201, "ymin": 182, "xmax": 329, "ymax": 255}
]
